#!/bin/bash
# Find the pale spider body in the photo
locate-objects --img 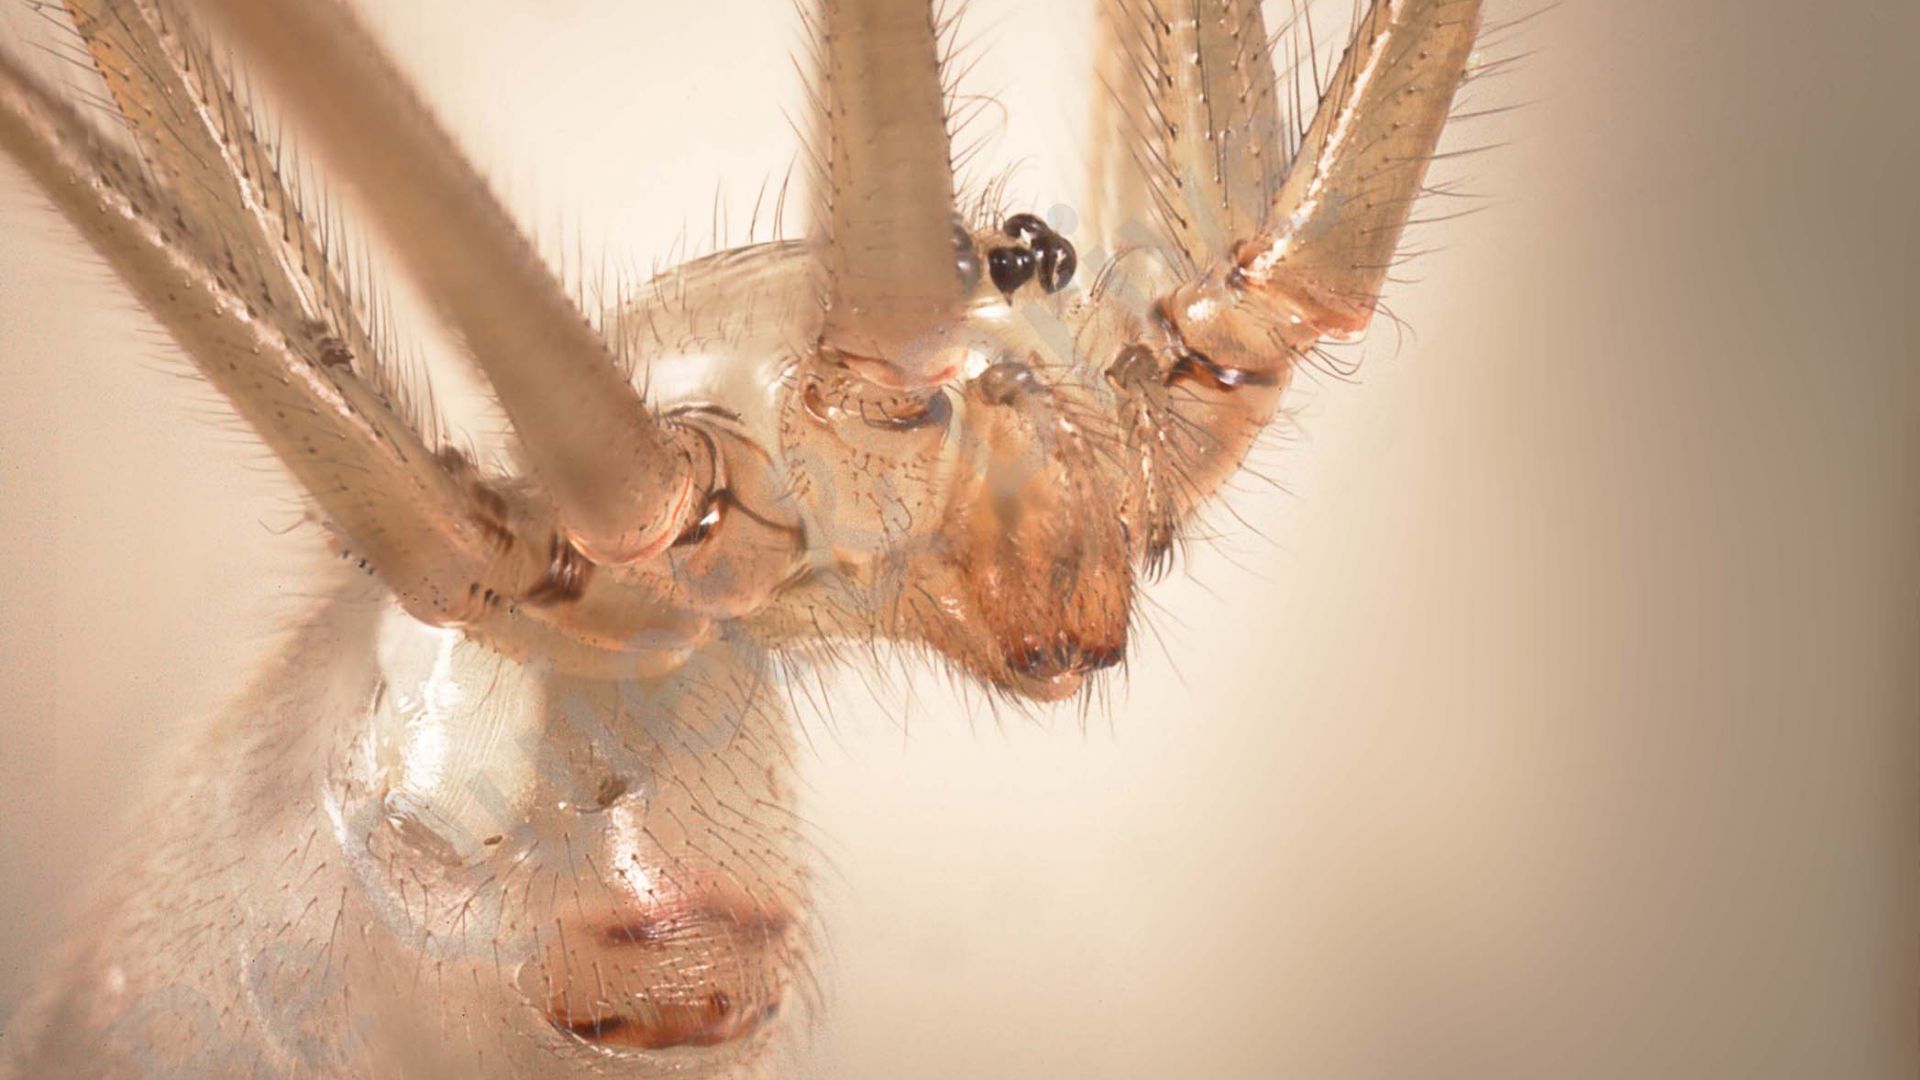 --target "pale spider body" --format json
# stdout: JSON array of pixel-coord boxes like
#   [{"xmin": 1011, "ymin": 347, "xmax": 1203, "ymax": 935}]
[{"xmin": 0, "ymin": 0, "xmax": 1484, "ymax": 1075}]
